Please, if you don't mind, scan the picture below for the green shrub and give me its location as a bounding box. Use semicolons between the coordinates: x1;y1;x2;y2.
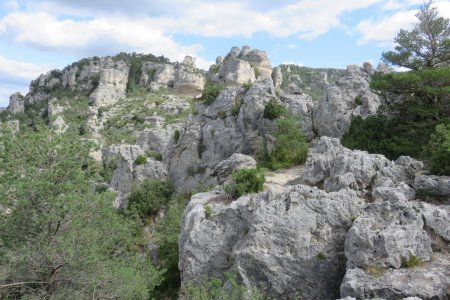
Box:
225;168;265;198
402;255;422;268
204;204;214;219
127;179;175;219
231;98;243;116
197;142;207;159
200;81;224;105
355;95;362;106
218;111;227;119
262;115;308;170
317;252;326;260
154;195;187;298
427;123;450;175
210;64;221;74
263;99;285;120
134;155;147;165
242;81;252;92
174;129;181;143
147;150;163;161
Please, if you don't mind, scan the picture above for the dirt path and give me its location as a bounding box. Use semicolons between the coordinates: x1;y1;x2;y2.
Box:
264;165;305;192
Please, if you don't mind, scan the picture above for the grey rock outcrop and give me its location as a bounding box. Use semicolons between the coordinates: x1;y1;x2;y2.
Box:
179;185;365;300
340;253;450;300
414;175;450;197
167;78;276;192
301;137;422;197
345;200;432;269
140;62;175;89
51;116;68;134
173;63;205;98
313;64;384;138
7;92;25;113
211;153;257;184
105;145;167;208
89;60;129;107
208;46;272;87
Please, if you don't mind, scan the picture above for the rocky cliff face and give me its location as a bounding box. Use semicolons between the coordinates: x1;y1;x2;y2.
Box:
3;46;447;300
179;137;450;299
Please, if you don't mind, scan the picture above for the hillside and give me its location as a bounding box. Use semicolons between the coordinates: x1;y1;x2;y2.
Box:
1;45;449;300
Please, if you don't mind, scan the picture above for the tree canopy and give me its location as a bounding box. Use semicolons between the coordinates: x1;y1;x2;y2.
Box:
0;127;163;299
382;0;450;70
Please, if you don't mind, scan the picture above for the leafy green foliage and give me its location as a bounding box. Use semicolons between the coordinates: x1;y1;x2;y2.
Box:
134;155;147;165
225;168;266;198
204;204;214;219
343;67;450;163
427;123;450;175
180;272;264;300
0;127;163;299
382;1;450;70
402;255;422;268
174;129;181;143
263;99;286;120
261;115;308;170
154;195;187;298
231;97;243;116
127;179;175;219
200;81;224;105
242;81;252;92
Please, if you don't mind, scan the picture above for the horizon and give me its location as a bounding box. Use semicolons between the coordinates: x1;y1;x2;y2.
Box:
1;0;450;107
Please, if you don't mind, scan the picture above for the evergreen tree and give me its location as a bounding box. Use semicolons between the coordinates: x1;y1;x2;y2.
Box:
382;1;450;70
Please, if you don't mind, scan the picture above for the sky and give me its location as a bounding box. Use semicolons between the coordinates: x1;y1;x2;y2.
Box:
0;0;450;107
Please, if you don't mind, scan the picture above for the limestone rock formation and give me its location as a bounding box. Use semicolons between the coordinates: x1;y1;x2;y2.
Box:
173;63;205;98
179;185;365;300
7;93;25;114
89;60;129;107
208;46;272;87
414;175;450;197
313;64;384;138
104;145;167;208
211;153;257;184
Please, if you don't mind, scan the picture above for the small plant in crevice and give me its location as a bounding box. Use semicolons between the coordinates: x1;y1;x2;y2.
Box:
317;252;326;260
225;168;266;199
242;81;252;92
231;97;243;116
263;99;286;120
174;129;181;143
197;141;207;159
204;204;214;219
200;80;224;105
401;255;422;268
354;95;363;106
134;155;147;165
218;111;227;119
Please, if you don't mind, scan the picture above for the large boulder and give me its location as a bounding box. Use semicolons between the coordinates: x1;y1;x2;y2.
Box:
313;64;384;138
340;253;450;300
211;153;257;184
179;185;365;299
414;175;450;197
173;63;205;98
345;200;432;269
104;145;167;208
208;46;272;87
7;92;25;114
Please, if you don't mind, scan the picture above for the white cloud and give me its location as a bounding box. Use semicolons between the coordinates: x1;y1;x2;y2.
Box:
356;1;450;46
0;55;50;80
356;10;417;46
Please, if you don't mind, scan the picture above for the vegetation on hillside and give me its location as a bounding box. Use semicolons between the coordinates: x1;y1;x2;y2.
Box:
0;127;163;299
342;1;450;175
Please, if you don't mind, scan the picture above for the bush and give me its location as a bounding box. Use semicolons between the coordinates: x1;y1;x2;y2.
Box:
427;123;450;175
242;81;252;92
200;81;224;105
204;204;214;219
263;99;285;120
262;115;308;170
134;155;147;165
154;195;187;298
231;98;243;116
402;255;422;268
127;179;175;219
174;129;180;143
225;168;265;198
